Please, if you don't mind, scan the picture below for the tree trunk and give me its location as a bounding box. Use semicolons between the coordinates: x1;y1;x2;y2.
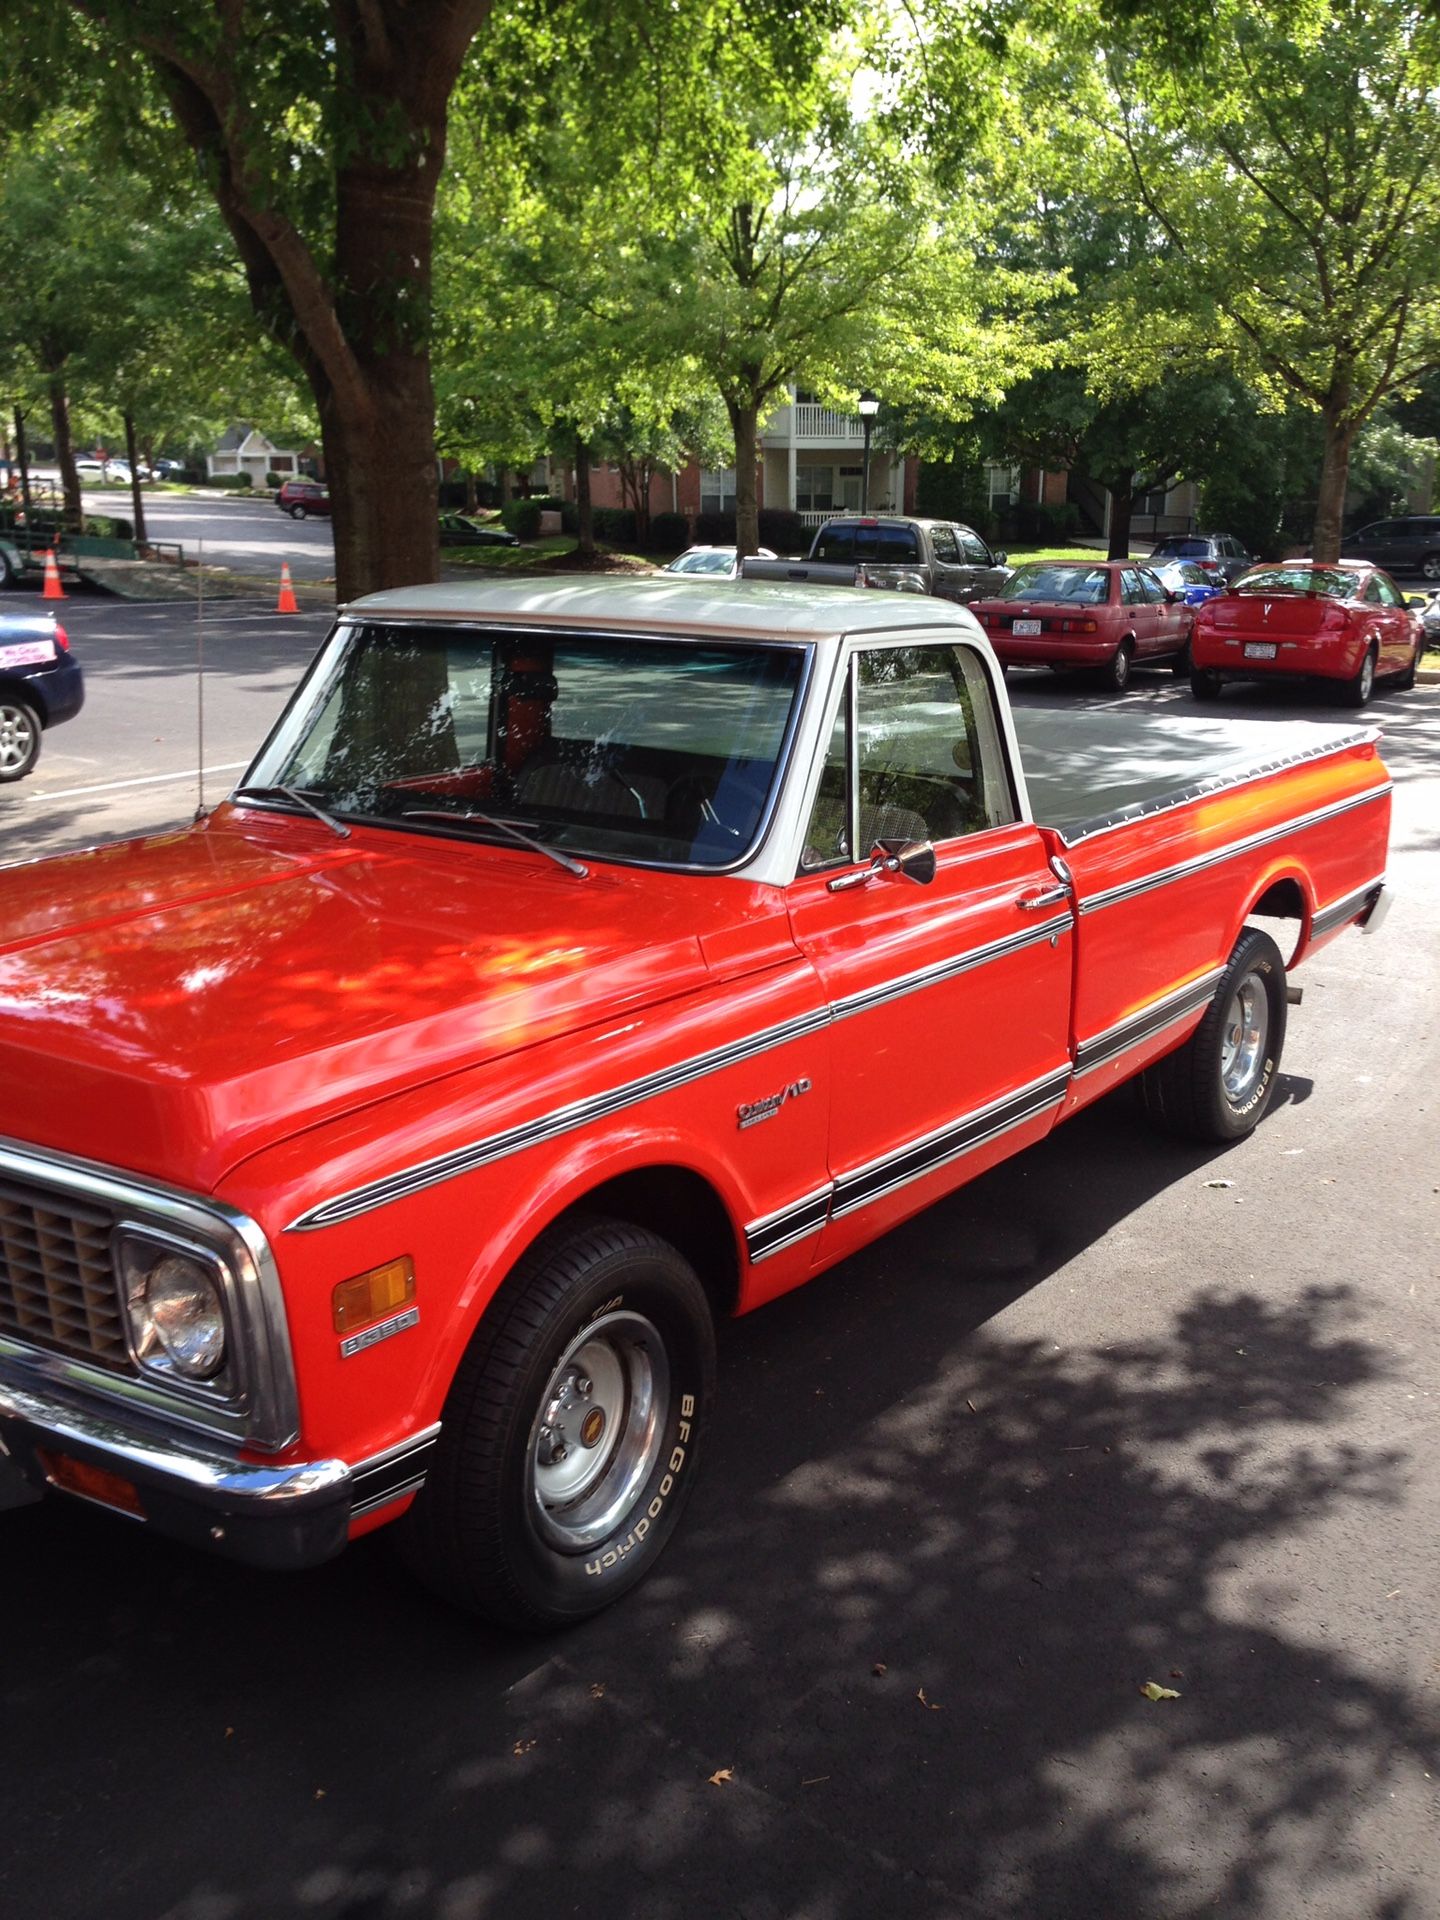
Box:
147;1;488;600
728;395;761;555
575;435;594;557
1311;410;1355;565
123;409;148;547
464;469;478;514
46;374;81;528
499;468;514;504
1106;471;1135;561
14;407;33;517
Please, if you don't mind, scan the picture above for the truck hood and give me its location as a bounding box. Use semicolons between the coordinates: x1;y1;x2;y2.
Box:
0;810;790;1190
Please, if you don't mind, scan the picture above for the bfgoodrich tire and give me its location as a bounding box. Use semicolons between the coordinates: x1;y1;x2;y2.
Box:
400;1215;715;1630
1141;928;1288;1143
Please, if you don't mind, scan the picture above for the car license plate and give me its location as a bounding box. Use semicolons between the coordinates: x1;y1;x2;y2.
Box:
1244;642;1277;660
1011;619;1041;636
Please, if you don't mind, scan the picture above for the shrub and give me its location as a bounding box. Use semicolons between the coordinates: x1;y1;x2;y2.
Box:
648;511;689;552
694;509;737;544
758;508;807;555
500;498;543;540
592;505;638;547
264;470;284;489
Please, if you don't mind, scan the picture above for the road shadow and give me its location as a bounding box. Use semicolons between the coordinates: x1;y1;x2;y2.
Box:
3;1094;1434;1920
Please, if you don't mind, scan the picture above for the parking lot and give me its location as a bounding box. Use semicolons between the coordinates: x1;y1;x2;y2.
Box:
3;595;1439;1920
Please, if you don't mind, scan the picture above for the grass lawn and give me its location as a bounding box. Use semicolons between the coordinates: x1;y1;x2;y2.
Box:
444;535;586;572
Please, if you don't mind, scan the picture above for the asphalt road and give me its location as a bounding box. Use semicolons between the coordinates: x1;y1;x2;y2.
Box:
81;482;339;581
3;607;1438;1920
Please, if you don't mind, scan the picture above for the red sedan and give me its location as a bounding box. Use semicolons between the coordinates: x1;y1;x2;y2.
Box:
1190;560;1425;706
969;561;1193;692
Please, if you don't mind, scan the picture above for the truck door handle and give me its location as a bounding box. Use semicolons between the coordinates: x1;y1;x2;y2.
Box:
1016;885;1070;911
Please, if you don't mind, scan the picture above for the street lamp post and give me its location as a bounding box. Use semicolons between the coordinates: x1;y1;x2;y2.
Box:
857;390;880;514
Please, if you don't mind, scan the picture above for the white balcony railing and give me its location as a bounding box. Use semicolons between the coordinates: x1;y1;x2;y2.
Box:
764;404;867;445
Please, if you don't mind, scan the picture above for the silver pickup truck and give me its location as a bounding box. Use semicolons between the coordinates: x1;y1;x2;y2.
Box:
740;515;1010;603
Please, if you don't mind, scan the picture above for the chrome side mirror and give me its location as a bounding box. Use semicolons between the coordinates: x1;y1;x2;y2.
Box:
826;836;937;893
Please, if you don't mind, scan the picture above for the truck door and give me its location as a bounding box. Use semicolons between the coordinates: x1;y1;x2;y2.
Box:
787;638;1074;1262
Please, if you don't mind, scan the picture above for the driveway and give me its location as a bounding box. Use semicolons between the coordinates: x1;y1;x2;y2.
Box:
3;620;1438;1920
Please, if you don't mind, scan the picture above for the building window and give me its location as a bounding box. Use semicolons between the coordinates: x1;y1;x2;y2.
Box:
796;464;835;513
701;467;737;514
985;464;1022;508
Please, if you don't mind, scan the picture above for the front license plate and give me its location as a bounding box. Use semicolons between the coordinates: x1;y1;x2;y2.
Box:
1244;642;1277;660
1011;619;1042;636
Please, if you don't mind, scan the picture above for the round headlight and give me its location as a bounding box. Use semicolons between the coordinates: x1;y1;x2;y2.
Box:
146;1255;227;1378
119;1237;229;1382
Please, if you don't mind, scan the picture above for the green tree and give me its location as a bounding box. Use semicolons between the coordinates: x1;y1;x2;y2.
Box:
1106;0;1440;561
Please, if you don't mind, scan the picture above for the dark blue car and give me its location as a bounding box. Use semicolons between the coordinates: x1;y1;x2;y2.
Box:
0;607;84;782
1146;558;1226;608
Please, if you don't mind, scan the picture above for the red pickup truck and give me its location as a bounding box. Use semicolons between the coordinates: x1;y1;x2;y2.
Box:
0;578;1391;1627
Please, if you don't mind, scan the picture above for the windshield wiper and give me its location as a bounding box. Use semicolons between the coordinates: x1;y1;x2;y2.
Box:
401;807;589;877
234;783;352;839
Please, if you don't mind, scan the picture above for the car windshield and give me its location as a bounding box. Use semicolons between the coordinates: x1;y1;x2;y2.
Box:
1234;567;1361;600
993;564;1110;604
242;624;807;870
668;550;735;575
812;523;922;563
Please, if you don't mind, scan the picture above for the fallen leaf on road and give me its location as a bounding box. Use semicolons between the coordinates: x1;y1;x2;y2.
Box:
512;1738;537;1756
1204;1179;1234;1189
709;1767;734;1785
1140;1682;1181;1702
590;1683;606;1699
872;1662;887;1677
917;1688;942;1710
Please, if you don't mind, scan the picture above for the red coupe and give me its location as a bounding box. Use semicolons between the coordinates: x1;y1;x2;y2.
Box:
969;561;1193;692
1189;560;1425;706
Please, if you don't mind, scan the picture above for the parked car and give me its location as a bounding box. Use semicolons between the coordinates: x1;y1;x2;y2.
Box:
438;512;519;549
1146;557;1225;607
1416;590;1440;646
0;576;1391;1626
1189;559;1425;705
0;607;84;782
152;458;188;480
741;516;1008;602
665;544;775;578
1148;533;1254;584
1340;514;1440;581
276;479;332;520
969;560;1193;691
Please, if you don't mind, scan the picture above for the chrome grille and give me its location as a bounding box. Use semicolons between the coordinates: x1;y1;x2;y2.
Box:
0;1176;128;1366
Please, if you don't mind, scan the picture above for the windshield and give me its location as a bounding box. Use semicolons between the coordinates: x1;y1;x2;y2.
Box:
1152;538;1210;558
993;564;1110;604
1234;567;1361;600
242;624;807;870
668;550;736;575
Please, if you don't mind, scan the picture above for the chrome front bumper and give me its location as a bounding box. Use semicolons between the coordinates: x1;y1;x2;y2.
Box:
0;1375;353;1569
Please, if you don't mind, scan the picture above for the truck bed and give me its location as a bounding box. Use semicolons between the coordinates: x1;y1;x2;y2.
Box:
1010;708;1377;844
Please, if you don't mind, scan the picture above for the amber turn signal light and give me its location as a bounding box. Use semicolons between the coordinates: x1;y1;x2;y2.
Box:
37;1450;145;1517
332;1256;416;1333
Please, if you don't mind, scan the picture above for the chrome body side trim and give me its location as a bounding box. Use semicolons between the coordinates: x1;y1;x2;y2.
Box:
289;1005;835;1231
1073;969;1225;1078
1077;787;1390;916
1055;731;1382;847
1312;872;1388;938
829;1066;1071;1221
349;1423;441;1516
744;1188;833;1264
830;914;1073;1023
0;1136;298;1450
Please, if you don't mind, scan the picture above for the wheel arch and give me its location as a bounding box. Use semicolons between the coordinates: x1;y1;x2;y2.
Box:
1237;865;1312;966
0;674;47;725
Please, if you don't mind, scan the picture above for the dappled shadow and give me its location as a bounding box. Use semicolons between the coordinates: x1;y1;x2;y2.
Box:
3;1096;1433;1920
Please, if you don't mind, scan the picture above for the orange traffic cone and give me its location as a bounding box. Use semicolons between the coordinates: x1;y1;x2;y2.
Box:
276;561;299;614
42;549;66;600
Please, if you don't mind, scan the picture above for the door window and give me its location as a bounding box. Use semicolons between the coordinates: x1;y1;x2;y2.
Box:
930;525;960;563
801;644;1016;870
957;530;992;566
1370;573;1404;607
1120;568;1148;605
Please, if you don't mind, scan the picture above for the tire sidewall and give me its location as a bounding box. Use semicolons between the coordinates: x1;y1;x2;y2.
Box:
495;1249;713;1624
1199;931;1287;1139
0;698;41;782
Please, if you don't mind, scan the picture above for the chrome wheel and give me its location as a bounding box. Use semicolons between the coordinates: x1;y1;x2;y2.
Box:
1220;971;1269;1106
528;1309;670;1552
0;700;39;780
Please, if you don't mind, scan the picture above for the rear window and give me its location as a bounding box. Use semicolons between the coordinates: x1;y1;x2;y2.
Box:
993;564;1110;604
1236;566;1362;600
1151;538;1211;558
813;522;922;563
